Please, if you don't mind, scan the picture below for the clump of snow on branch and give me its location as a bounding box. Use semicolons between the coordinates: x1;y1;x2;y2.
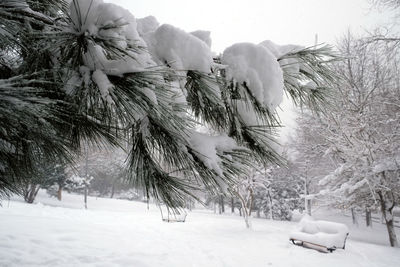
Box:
70;0;142;46
73;3;153;75
69;0;157;110
373;156;400;173
260;40;303;72
318;163;371;198
259;40;306;92
70;0;156;73
221;43;284;110
188;132;240;177
145;24;214;73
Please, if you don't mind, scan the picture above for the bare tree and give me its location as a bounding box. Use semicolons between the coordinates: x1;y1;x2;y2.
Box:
319;31;400;247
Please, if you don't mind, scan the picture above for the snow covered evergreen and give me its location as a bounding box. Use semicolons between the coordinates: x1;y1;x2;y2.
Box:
0;0;337;209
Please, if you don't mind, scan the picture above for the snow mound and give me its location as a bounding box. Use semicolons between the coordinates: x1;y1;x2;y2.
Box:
71;0;154;76
221;43;284;110
145;24;214;73
70;0;142;46
291;209;304;222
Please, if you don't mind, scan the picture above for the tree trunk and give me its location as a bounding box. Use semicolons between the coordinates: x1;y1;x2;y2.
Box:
84;145;89;209
27;185;36;203
220;195;225;213
231;197;234;213
57;185;63;201
365;207;372;228
23;184;30;202
304;175;312;216
306;199;312;216
351;208;358;226
256;209;260;218
268;188;273;220
244;213;252;229
84;184;88;209
378;191;398;247
384;216;398;247
24;184;39;203
236;188;254;228
110;181;115;198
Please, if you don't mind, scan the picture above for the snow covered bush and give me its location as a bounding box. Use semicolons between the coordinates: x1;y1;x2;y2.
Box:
261;195;296;221
20;158;67;203
254;164;304;221
0;0;337;209
114;189;141;201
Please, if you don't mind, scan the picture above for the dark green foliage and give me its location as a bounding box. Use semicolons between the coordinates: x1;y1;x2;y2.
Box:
279;45;339;112
128;118;197;208
217;70;284;167
185;70;228;131
0;74;72;197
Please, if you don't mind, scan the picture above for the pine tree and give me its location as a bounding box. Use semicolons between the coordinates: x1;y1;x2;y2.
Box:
0;0;337;209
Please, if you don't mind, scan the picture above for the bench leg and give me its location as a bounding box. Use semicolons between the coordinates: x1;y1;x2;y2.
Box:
290;239;304;246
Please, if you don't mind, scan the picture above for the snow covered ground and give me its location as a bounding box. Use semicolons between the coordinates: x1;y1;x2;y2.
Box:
0;191;399;267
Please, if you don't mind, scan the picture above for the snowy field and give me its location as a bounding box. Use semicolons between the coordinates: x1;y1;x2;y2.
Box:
0;191;399;267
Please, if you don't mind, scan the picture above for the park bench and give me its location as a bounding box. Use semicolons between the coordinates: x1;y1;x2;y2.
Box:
289;216;349;253
161;211;187;222
158;205;187;222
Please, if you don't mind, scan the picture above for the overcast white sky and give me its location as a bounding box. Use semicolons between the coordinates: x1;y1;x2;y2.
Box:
107;0;394;53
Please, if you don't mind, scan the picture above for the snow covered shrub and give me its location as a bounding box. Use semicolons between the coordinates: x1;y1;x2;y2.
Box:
46;185;59;198
252;164;304;221
115;189;141;201
65;174;93;192
261;197;300;221
291;209;304;222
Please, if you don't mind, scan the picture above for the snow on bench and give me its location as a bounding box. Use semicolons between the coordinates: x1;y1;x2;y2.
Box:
289;215;349;253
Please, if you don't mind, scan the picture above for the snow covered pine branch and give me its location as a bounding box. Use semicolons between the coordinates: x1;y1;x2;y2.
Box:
0;0;337;208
